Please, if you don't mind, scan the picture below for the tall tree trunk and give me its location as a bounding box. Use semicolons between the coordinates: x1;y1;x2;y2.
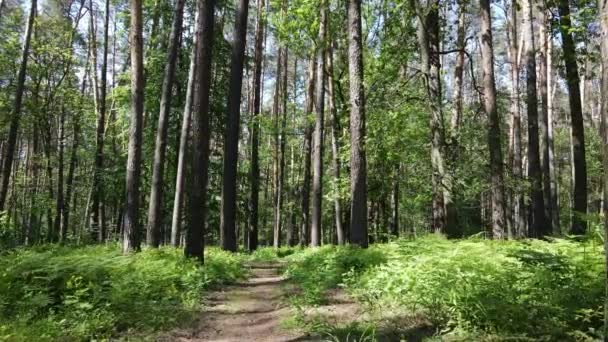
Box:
558;0;588;235
450;0;466;133
507;0;523;238
171;16;199;247
311;0;327;247
523;0;547;238
272;47;284;248
538;8;553;234
300;58;316;246
220;0;249;252
90;0;109;241
348;0;368;247
599;0;608;332
147;0;186;247
186;0;216;260
0;0;37;211
327;41;344;244
415;0;447;234
248;0;265;251
480;0;506;239
122;0;145;254
546;31;560;232
274;45;289;248
55;108;66;242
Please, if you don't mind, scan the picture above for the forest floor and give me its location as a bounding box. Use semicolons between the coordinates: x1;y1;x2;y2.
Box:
163;262;365;342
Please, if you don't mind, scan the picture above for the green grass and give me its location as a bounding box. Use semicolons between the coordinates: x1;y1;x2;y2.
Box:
0;244;245;341
283;235;606;340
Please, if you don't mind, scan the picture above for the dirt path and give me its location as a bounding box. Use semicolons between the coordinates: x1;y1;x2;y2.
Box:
166;263;307;342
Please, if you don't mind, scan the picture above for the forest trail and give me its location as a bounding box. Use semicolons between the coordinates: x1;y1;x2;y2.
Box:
166;263;307;342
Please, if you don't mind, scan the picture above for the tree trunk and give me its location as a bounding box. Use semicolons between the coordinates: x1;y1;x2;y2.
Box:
311;0;327;247
55;108;66;242
248;0;265;251
599;0;608;332
450;0;465;134
390;165;399;236
300;58;316;246
480;0;506;239
171;14;199;247
90;0;109;242
0;0;36;211
546;31;560;233
507;0;524;238
558;0;588;235
147;0;186;247
186;0;216;260
122;0;145;254
523;0;547;238
538;8;553;234
275;45;289;248
272;46;284;248
221;0;249;252
327;41;344;244
348;0;368;247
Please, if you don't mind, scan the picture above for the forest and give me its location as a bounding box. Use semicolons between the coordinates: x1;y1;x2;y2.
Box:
0;0;608;339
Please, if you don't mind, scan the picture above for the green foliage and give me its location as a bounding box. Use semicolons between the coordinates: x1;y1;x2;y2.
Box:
284;245;387;305
248;246;302;262
347;236;605;339
0;245;244;340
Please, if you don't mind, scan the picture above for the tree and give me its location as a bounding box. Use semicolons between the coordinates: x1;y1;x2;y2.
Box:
599;0;608;334
538;5;553;234
311;0;327;247
479;0;506;239
122;0;144;254
414;0;447;234
146;0;186;247
170;17;199;247
248;0;265;251
327;41;344;244
523;0;547;238
300;57;316;246
0;0;37;211
186;0;216;260
557;0;588;235
221;0;250;252
348;0;367;247
507;0;524;237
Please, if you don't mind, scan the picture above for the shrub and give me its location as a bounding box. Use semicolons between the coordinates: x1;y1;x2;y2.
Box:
0;245;244;341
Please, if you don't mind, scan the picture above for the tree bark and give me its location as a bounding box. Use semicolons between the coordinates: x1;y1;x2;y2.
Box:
55;108;66;242
311;0;327;247
523;0;547;238
327;41;344;244
0;0;37;211
186;0;216;260
546;31;560;233
480;0;506;239
248;0;265;251
558;0;588;235
301;57;316;246
122;0;145;254
538;7;553;234
147;0;186;247
221;0;249;252
348;0;368;247
272;46;284;248
599;0;608;332
171;14;199;247
507;0;524;238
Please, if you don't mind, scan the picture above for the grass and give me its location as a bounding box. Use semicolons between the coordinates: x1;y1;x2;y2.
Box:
0;244;245;341
282;235;606;340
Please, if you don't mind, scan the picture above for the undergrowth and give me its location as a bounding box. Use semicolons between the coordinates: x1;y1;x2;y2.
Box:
0;244;244;341
284;235;606;340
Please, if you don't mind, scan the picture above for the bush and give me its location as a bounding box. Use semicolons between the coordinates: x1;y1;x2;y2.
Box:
284;245;387;305
348;235;605;339
0;244;244;341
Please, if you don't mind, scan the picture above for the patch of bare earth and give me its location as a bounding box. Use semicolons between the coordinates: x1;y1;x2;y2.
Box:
162;263;307;342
